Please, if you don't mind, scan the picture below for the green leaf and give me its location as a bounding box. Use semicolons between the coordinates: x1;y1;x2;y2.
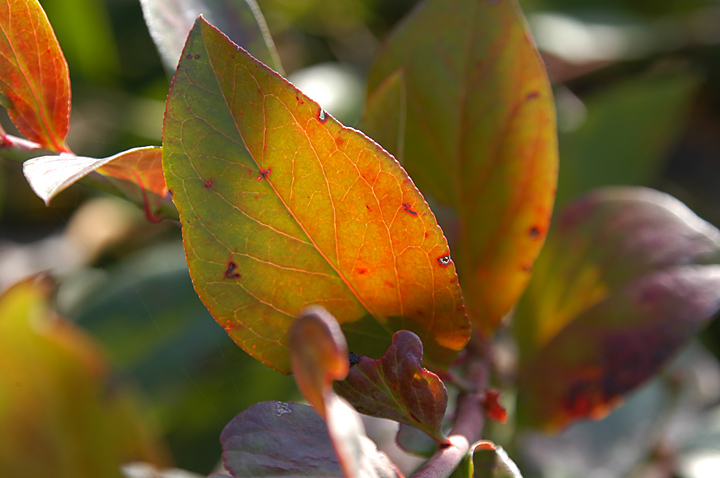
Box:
140;0;283;75
514;187;720;430
23;147;174;222
220;401;399;478
334;330;449;444
361;69;406;163
162;17;469;373
0;277;169;478
556;72;700;207
0;0;71;152
473;445;522;478
365;0;558;336
396;424;438;458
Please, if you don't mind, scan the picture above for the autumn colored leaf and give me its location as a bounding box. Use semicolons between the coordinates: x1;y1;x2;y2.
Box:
220;401;400;478
140;0;283;75
0;0;71;152
334;330;449;444
23;146;172;222
0;277;169;478
365;0;557;337
514;187;720;430
162;16;469;373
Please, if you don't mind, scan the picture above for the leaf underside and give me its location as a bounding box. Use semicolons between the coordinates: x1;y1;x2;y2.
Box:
163;17;469;373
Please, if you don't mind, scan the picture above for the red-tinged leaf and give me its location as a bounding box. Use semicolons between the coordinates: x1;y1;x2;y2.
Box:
162;17;469;373
515;187;720;361
140;0;283;75
483;389;508;424
514;187;720;430
362;69;406;163
220;401;401;478
0;0;71;152
365;0;557;337
518;267;720;431
0;277;169;478
289;306;349;418
23;147;172;222
334;331;449;444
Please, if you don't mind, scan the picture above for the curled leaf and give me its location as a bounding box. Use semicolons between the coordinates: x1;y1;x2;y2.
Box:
334;330;449;444
23;147;172;222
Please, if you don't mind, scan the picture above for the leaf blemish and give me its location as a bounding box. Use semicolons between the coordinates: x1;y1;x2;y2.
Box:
402;203;418;215
204;179;214;189
318;108;328;122
529;226;541;239
257;168;272;180
357;268;368;275
225;261;241;279
194;54;201;59
275;402;292;416
526;90;540;100
437;254;452;267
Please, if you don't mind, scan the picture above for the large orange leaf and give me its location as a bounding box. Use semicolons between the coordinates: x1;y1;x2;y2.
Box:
0;0;70;152
162;17;469;373
364;0;557;337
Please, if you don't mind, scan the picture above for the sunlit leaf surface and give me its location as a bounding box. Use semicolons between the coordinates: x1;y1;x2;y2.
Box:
365;0;557;336
515;187;720;430
0;277;168;478
163;17;469;373
23;147;171;222
335;330;449;444
220;401;399;478
140;0;283;74
0;0;71;152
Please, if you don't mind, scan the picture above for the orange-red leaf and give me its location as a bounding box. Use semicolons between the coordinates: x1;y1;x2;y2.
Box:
365;0;557;337
0;0;71;152
162;17;469;373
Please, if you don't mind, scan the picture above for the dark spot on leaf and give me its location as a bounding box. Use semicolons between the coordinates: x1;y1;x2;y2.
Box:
204;179;214;189
225;261;241;279
449;278;456;284
437;254;452;267
348;352;361;367
186;54;192;59
194;54;201;59
357;268;367;275
257;168;272;180
385;281;395;288
318;108;328;122
526;90;540;100
366;205;371;211
529;226;541;239
335;136;344;147
231;54;235;58
402;203;418;216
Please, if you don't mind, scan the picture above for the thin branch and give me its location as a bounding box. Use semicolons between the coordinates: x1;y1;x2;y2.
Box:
411;350;491;478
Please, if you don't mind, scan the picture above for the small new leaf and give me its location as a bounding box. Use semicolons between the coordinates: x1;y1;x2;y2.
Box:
334;330;449;444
